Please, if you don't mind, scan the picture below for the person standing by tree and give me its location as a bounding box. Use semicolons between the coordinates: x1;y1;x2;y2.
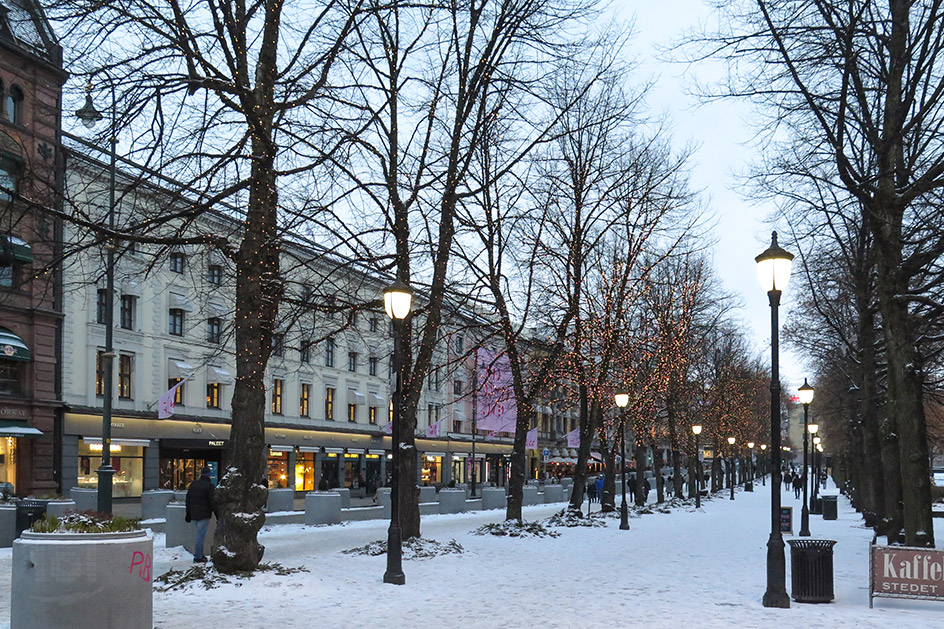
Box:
186;466;216;564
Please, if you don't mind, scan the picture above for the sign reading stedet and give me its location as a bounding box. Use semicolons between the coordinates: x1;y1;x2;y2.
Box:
870;544;944;607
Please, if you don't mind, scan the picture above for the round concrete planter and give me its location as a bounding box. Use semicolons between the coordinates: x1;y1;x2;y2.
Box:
69;487;97;512
12;529;153;629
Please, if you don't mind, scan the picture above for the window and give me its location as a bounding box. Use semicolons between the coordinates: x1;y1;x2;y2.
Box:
300;341;311;363
370;317;379;333
271;333;284;357
95;350;106;396
120;295;135;330
206;317;222;343
207;264;222;285
369;406;377;425
453;419;462;433
0;257;12;287
368;357;378;377
453;380;463;395
96;289;108;324
169;252;186;273
325;386;335;420
168;378;185;405
348;403;357;423
5;85;22;124
455;335;464;354
271;378;284;414
169;308;185;336
300;383;310;417
541;411;548;433
388;356;393;378
0;160;15;202
325;338;335;367
206;382;221;409
348;352;357;372
429;367;440;391
0;362;21;396
118;354;133;399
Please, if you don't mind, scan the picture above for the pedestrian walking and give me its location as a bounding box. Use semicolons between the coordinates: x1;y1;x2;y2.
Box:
792;474;802;499
587;481;597;503
783;470;792;492
185;465;216;564
595;474;605;503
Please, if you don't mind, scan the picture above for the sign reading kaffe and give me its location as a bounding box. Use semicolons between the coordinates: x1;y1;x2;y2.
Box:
870;545;944;607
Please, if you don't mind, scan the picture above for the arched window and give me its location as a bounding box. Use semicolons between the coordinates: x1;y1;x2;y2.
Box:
6;85;22;124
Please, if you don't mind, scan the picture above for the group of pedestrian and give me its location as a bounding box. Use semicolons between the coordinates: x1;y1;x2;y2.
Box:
586;474;605;502
782;466;806;499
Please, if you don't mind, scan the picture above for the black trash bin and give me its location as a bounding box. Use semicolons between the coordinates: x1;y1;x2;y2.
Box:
822;495;838;520
788;539;837;603
15;499;47;538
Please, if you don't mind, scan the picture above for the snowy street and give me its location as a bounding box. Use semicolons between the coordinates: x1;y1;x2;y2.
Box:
2;481;942;628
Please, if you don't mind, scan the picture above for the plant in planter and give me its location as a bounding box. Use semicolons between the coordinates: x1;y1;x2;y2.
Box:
11;511;153;628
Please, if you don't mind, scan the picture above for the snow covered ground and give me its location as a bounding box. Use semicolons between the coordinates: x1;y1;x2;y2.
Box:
1;481;942;628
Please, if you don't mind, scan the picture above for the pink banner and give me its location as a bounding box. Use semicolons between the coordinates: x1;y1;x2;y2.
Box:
525;427;538;449
475;349;517;433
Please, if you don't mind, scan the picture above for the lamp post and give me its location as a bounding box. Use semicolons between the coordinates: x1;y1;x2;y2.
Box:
692;425;702;509
75;79;117;516
614;390;630;531
382;278;413;585
798;379;814;536
756;231;793;608
811;432;821;507
746;442;755;491
727;436;736;500
760;444;767;485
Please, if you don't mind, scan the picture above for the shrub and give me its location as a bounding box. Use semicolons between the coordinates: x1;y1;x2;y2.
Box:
30;511;140;534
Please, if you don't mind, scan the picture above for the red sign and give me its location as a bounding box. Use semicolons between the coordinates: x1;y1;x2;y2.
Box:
870;545;944;607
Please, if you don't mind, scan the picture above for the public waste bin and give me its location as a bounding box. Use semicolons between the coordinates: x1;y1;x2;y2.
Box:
788;539;836;603
822;495;838;520
15;500;47;538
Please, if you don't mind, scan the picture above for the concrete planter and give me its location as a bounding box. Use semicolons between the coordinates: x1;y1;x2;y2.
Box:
173;490;188;503
376;488;392;518
521;486;539;506
69;487;97;512
305;492;341;525
46;500;77;519
561;477;573;489
12;529;153;629
481;487;506;510
335;488;351;509
0;503;15;547
164;503;216;555
266;488;295;513
438;488;466;514
543;485;565;504
418;486;437;503
140;490;174;520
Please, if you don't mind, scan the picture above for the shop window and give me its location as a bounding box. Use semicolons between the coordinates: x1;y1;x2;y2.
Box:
206;382;221;409
300;340;311;363
168;378;184;405
78;439;145;497
206;317;222;343
96;289;108;324
169;308;185;336
348;403;357;423
295;451;315;491
271;333;284;357
118;354;134;399
325;338;335;367
325;386;335;420
368;406;377;425
271;378;283;414
0;361;21;396
120;295;135;330
267;450;289;488
347;351;357;372
207;264;222;285
369;356;377;376
5;85;22;125
95;350;106;396
299;383;310;417
169;251;186;273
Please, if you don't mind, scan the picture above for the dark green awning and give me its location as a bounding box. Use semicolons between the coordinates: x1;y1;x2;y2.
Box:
0;421;42;438
0;234;32;263
0;328;30;361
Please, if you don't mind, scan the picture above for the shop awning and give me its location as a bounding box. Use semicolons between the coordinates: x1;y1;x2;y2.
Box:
0;328;30;362
168;360;194;379
0;234;32;263
207;366;233;385
120;279;142;297
83;437;151;447
298;446;320;453
346;448;365;455
369;392;384;407
347;389;365;405
172;294;194;311
424;451;446;458
268;445;293;453
0;421;42;437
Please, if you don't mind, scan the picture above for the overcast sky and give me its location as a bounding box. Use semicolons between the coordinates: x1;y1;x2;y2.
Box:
617;0;810;392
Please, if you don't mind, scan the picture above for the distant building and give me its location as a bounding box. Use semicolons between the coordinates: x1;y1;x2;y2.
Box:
0;0;66;496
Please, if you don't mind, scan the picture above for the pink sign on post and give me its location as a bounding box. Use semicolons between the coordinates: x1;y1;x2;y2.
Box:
870;544;944;607
475;349;516;434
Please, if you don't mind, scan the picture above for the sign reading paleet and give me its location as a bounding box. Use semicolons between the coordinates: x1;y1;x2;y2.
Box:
870;545;944;607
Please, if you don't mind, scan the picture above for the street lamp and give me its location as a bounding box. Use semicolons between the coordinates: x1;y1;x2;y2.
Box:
746;442;755;491
614;390;630;531
382;278;413;585
692;425;702;508
798;379;814;536
756;230;794;608
727;436;736;500
76;79;117;516
760;444;767;486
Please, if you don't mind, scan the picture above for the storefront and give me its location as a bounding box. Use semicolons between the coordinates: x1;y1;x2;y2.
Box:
343;451;363;489
320;448;342;488
421;452;444;485
295;448;317;491
76;438;149;497
267;447;291;489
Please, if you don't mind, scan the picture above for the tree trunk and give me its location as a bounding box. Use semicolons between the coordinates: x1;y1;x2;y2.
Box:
567;384;592;514
601;443;616;512
634;443;647;506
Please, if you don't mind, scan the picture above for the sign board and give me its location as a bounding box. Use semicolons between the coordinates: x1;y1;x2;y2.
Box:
780;506;793;534
542;448;550;459
870;544;944;607
616;455;622;464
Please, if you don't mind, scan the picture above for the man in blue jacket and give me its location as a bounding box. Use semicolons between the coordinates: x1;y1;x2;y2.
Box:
185;466;215;563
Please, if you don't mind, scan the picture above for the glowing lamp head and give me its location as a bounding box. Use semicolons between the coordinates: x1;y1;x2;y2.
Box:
808;423;819;435
614;390;629;408
692;425;702;436
755;231;794;293
748;442;754;449
797;378;814;405
813;436;821;446
383;279;413;320
760;444;767;451
727;436;736;445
